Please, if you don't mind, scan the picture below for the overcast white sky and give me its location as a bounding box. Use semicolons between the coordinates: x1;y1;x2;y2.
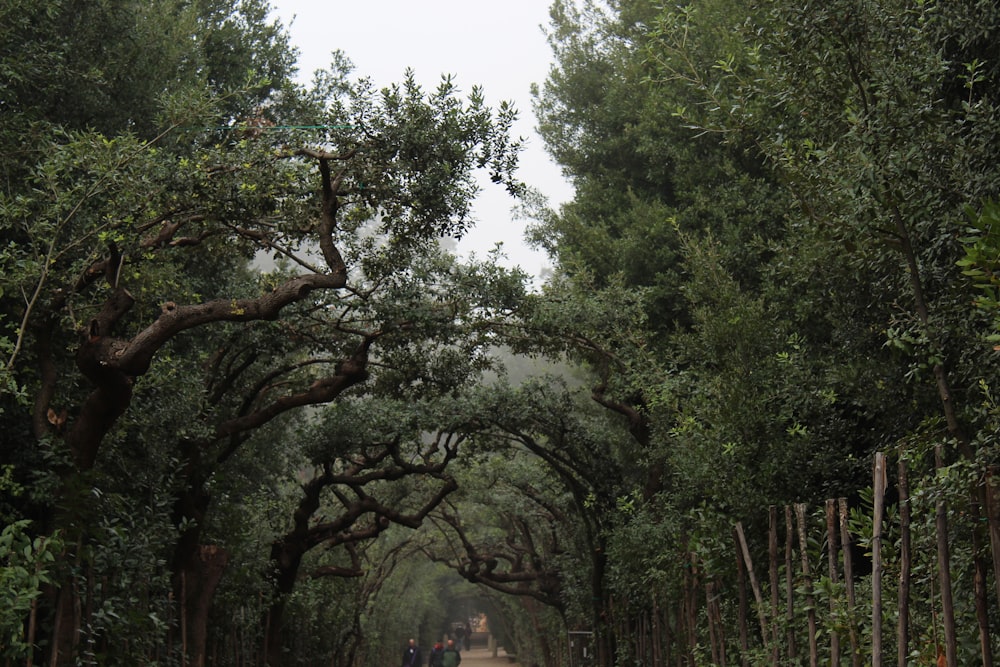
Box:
268;0;574;279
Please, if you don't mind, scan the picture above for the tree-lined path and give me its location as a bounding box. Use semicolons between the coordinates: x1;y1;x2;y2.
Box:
7;0;1000;665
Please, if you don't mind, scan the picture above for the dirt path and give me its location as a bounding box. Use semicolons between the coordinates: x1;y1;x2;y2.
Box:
457;646;518;667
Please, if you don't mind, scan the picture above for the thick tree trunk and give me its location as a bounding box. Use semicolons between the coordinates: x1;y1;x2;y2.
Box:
179;545;229;667
48;582;79;666
264;540;305;667
591;546;612;667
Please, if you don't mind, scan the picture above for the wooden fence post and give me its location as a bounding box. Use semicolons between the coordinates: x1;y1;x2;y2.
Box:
988;466;1000;605
795;503;818;667
736;534;749;666
838;498;860;667
872;452;886;667
705;580;726;667
686;552;698;665
825;499;840;667
734;522;768;644
769;506;780;666
934;445;957;667
785;506;797;661
897;458;911;667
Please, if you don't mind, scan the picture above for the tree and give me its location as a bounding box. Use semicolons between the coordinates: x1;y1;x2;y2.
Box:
532;0;788;330
526;0;1000;662
1;15;526;660
260;397;475;666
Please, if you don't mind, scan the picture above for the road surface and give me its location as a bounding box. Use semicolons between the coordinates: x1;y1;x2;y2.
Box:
459;646;518;667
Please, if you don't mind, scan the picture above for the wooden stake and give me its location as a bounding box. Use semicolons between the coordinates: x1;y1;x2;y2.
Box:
987;466;1000;605
686;553;698;665
736;533;749;666
825;499;840;667
785;506;797;661
181;570;188;667
872;452;886;667
795;503;818;667
706;582;721;666
769;506;780;665
897;458;911;667
838;498;860;667
934;445;957;667
734;522;768;643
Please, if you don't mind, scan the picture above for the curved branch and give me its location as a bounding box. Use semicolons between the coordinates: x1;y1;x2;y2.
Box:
119;272;347;376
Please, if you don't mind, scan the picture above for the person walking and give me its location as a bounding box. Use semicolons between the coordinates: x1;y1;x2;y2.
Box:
429;642;445;667
401;639;423;667
441;640;462;667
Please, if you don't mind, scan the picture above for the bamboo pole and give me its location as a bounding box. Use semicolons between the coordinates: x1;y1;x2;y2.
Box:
872;452;886;667
795;503;818;667
825;499;840;667
934;445;957;667
897;458;911;667
838;498;859;667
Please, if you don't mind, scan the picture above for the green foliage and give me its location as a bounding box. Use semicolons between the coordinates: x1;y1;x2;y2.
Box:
524;0;1000;663
0;520;61;660
959;200;1000;341
0;0;291;142
1;0;531;663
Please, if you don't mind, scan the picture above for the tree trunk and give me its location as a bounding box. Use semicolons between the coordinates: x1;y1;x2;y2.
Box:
180;545;229;667
591;546;613;667
48;583;78;667
264;539;306;667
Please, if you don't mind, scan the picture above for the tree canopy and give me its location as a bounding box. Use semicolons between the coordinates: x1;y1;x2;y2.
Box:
5;1;1000;665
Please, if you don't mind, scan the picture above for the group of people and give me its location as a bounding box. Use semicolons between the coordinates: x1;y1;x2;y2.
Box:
401;636;464;667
